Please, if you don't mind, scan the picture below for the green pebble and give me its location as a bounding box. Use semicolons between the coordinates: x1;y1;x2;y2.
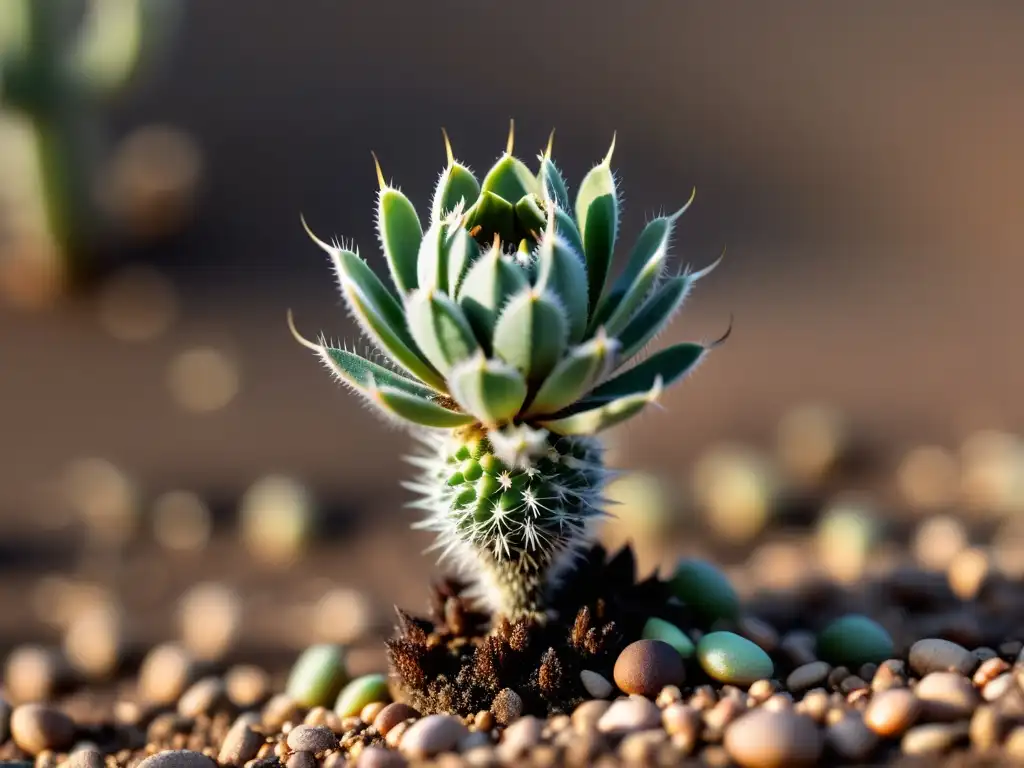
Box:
285;644;349;707
697;631;774;685
669;559;740;623
642;617;695;658
334;673;390;717
817;614;894;668
461;459;483;482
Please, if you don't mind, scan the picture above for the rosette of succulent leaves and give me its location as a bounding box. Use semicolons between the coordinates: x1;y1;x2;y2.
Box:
291;123;726;622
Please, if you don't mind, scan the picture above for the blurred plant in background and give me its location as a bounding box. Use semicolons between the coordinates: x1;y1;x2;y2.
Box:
0;0;201;309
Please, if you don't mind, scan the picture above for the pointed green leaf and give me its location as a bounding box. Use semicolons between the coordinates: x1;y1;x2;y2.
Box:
457;244;529;345
492;289;568;384
481;154;539;204
588;342;706;401
448;354;528;427
373;386;475;428
377;187;423;294
534;221;589;343
416;220;448;293
576;139;619;315
539;377;663;435
431;165;481;222
463;191;517;245
523;332;620;417
538;155;570;212
445;226;479;299
553;207;586;263
320;346;437;400
514;194;546;239
406;289;480;374
617;275;691;361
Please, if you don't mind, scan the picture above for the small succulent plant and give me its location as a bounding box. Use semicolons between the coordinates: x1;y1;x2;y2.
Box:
292;122;725;620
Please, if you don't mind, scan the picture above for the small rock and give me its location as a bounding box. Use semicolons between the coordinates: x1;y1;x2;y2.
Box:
1006;726;1024;759
373;703;420;736
662;703;699;738
826;714;878;761
908;639;976;677
668;559;740;622
571;700;610;733
641;618;696;658
983;672;1015;701
356;745;407;767
399;714;468;758
864;688;920;737
597;697;661;734
786;662;832;695
900;722;969;755
285;645;348;709
178;677;227;718
579;670;613;699
697;632;774;686
816;615;894;669
225;665;271;708
4;646;67;704
66;749;105;768
10;704;75;755
724;709;822;768
219;717;265;766
262;694;303;731
138;643;195;706
489;689;523;726
334;674;389;718
286;724;337;756
614;639;685;697
285;752;316;768
497;716;542;759
360;702;386;724
914;671;979;720
969;705;1002;750
136;750;216;768
618;729;667;763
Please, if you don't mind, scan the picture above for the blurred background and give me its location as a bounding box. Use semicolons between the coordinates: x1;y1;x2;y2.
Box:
0;0;1022;694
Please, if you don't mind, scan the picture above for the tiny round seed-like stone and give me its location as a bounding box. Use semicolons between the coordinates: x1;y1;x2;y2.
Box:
225;665;271;708
914;671;979;720
908;638;976;677
138;643;195;706
697;632;774;686
177;677;227;718
285;645;348;709
786;662;832;695
286;724;338;755
597;697;662;734
399;714;468;758
816;615;894;669
826;714;878;762
900;722;969;755
136;750;216;768
614;640;685;697
489;688;523;726
668;559;740;622
641;618;695;658
723;709;823;768
982;672;1015;701
579;670;613;699
286;752;316;768
360;701;386;724
262;694;302;731
355;745;407;768
373;703;420;736
497;716;542;760
662;703;699;738
66;748;105;768
864;692;921;741
571;700;610;733
218;717;264;767
973;656;1009;687
10;704;75;755
334;673;388;718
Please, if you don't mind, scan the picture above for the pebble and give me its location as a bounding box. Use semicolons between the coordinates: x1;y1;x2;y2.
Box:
10;704;76;755
662;703;699;738
579;670;613;699
723;709;823;768
138;643;195;705
908;638;976;676
137;750;217;768
969;705;1001;750
497;715;542;759
225;665;271;708
361;701;386;723
356;746;407;768
697;632;774;685
597;697;662;734
863;688;920;737
4;646;66;704
219;717;265;766
285;644;348;708
399;714;468;758
786;662;832;694
177;677;227;718
816;615;894;668
286;752;316;768
641;617;696;658
334;674;389;717
613;640;685;697
900;722;970;755
572;700;610;732
0;696;10;742
914;671;979;720
618;729;668;763
669;559;740;622
262;694;303;731
982;672;1015;701
373;703;420;736
286;724;338;755
66;749;105;768
825;714;878;761
489;688;523;725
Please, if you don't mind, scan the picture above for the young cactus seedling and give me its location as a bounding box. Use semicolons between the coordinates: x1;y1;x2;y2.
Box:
292;122;726;622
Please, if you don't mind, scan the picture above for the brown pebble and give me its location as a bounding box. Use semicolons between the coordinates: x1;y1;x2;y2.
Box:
900;722;969;755
372;703;419;737
908;638;976;677
748;679;776;703
137;750;217;768
66;748;105;768
35;750;58;768
285;752;316;768
489;688;523;726
572;699;611;734
914;671;978;720
473;710;494;732
360;701;386;724
219;717;265;766
738;616;779;652
1006;726;1024;759
969;705;1002;750
787;662;832;695
724;709;823;768
662;703;699;737
579;670;613;699
385;720;410;748
178;677;227;718
496;715;542;760
399;714;468;758
225;665;271;708
796;690;830;723
764;693;794;712
973;656;1009;687
779;631;817;667
262;694;302;731
983;672;1015;701
138;644;195;706
10;704;75;755
655;685;683;708
286;724;338;756
705;697;745;739
356;745;407;768
613;640;685;697
597;697;661;734
618;729;667;763
826;714;878;761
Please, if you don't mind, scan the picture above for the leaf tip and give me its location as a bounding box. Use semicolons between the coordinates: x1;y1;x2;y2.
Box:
506;118;515;156
544;128;555;160
671;187;697;219
371;150;387;190
441;127;454;166
604;131;617;165
286;309;322;353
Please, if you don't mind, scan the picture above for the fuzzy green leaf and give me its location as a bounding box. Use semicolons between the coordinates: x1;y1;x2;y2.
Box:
539;377;663;435
617;275;691;360
588;342;705;401
492;289;568;385
373;386;475;428
538;155;570;212
553;207;586;263
416;220;449;293
514;195;547;238
575;139;619;315
481;154;539;204
534;219;589;343
445;226;479;299
463;191;517;245
406;289;480;374
376;186;422;295
523;332;620;417
448;355;528;427
431;165;480;222
457;244;529;345
321;346;436;400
